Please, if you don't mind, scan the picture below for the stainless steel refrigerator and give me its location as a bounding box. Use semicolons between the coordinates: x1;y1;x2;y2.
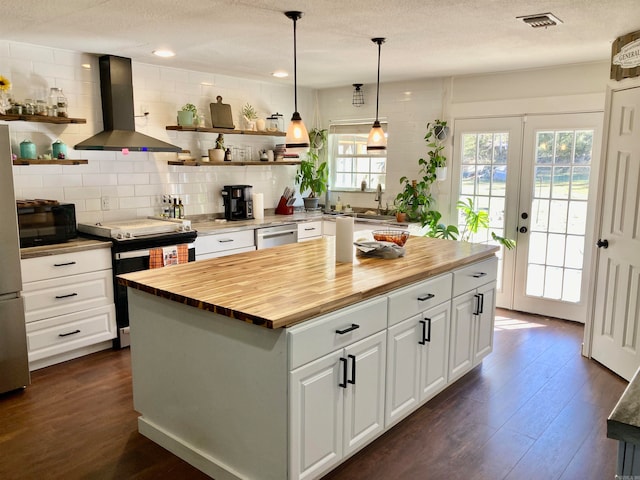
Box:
0;124;30;393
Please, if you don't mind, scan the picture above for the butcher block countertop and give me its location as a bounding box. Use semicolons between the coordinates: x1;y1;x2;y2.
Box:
119;236;498;329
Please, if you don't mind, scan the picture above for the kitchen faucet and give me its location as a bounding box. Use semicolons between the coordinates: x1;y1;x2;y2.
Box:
375;183;383;214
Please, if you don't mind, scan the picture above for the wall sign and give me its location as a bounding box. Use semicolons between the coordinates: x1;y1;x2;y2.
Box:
611;30;640;80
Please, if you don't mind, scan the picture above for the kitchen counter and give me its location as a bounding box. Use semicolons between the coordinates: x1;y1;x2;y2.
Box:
20;236;112;259
119;236;498;328
608;366;640;475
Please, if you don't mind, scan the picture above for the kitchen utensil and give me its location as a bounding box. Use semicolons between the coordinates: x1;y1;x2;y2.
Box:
209;96;235;129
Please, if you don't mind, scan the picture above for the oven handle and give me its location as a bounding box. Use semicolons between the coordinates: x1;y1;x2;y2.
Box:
115;243;194;260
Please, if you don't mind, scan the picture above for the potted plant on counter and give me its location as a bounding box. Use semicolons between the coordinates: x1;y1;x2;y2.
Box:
296;150;328;210
178;103;198;127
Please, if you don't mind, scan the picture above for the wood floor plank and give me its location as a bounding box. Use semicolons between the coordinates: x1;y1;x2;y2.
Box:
0;309;628;480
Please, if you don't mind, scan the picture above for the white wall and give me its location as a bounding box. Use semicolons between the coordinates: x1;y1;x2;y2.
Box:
2;40;314;224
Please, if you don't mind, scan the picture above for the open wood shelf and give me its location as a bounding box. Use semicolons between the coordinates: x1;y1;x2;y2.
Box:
168;160;300;167
166;125;286;136
0;113;87;124
13;158;88;165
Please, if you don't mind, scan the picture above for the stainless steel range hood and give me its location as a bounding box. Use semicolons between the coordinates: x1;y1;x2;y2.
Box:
75;55;181;152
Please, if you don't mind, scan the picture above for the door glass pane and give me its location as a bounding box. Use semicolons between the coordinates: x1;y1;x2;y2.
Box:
524;128;595;303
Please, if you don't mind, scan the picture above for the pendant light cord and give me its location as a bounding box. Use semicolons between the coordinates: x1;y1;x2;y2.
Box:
375;40;381;122
293;15;298;112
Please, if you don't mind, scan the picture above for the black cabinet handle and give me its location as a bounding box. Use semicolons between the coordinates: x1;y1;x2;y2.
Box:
596;239;609;249
479;293;484;314
58;329;81;337
473;294;481;315
348;354;356;385
424;317;432;342
55;292;78;300
417;293;435;302
339;357;348;388
419;320;426;345
218;239;234;243
472;272;487;278
53;261;76;267
336;324;360;335
304;227;316;231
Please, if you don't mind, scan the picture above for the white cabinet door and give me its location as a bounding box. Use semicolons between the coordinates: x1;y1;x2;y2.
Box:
473;282;496;366
343;330;386;457
385;315;421;426
290;350;344;480
419;301;450;402
449;291;476;383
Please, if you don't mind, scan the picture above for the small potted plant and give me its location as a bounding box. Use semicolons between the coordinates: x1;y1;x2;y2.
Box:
178;103;198;126
295;151;328;210
425;119;449;181
242;103;258;131
208;134;225;162
393;199;408;223
309;128;328;150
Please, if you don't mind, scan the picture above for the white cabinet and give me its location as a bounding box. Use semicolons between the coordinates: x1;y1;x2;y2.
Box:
21;248;116;370
288;297;387;480
449;257;498;383
386;274;451;427
297;220;323;242
194;229;255;260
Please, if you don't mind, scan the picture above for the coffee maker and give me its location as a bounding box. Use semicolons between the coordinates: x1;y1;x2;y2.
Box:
222;185;254;221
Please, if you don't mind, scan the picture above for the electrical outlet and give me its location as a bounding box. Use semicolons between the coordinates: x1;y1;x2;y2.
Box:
101;196;110;211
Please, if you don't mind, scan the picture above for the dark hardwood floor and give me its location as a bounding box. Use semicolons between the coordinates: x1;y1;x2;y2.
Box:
0;309;627;480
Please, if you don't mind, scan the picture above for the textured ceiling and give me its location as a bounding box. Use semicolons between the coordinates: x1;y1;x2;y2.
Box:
1;0;639;88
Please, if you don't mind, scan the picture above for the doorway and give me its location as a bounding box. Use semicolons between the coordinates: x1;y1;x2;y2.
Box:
453;113;603;322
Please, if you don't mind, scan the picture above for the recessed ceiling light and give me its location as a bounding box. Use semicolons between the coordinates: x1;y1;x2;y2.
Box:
517;12;563;28
81;63;91;69
153;49;175;58
272;71;289;78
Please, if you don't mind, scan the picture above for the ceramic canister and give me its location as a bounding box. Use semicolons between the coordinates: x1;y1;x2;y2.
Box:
52;140;67;159
20;139;36;159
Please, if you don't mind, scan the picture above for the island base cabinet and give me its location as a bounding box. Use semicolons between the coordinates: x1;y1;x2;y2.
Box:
289;330;387;480
449;282;496;383
385;302;450;427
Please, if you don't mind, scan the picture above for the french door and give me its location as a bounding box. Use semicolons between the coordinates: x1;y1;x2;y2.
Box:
453;113;602;322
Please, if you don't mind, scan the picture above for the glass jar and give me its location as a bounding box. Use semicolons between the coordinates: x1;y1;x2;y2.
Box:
49;87;67;117
24;99;35;115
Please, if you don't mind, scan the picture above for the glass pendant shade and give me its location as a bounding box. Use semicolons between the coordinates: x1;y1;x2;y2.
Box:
367;120;386;152
285;111;310;155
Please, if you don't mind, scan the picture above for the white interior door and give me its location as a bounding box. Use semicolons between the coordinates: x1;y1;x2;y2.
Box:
513;113;603;322
591;86;640;381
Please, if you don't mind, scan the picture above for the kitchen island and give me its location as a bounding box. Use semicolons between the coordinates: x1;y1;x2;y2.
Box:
120;236;498;480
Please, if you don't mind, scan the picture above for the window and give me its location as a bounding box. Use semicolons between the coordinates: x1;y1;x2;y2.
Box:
328;123;387;191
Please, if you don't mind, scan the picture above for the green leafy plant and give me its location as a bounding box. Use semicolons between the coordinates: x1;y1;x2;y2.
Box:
457;197;515;249
242;103;258;120
181;103;198;114
296;150;328;198
309;128;328;150
214;133;224;150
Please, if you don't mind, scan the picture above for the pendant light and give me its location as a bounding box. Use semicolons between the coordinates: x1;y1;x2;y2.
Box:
367;37;387;153
284;11;310;155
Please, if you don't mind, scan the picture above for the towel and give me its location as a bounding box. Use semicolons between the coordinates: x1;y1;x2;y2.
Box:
149;244;189;269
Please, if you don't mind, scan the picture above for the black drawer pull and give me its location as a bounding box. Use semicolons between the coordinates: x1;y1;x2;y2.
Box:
348;354;356;385
472;272;487;278
478;293;485;314
218;239;234;243
53;261;76;267
418;293;435;302
55;293;78;300
419;320;427;345
304;227;316;231
424;317;432;342
336;324;360;335
339;357;348;388
58;329;81;337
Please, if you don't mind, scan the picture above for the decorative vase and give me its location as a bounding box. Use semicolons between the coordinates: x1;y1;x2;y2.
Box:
177;110;194;126
256;118;266;131
435;166;448;182
208;148;225;162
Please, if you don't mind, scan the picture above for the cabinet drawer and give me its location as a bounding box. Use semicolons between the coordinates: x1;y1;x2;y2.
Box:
452;256;498;297
22;270;114;323
26;304;116;361
21;248;112;283
196;246;256;260
297;221;323;241
195;229;255;255
288;296;387;369
388;273;452;326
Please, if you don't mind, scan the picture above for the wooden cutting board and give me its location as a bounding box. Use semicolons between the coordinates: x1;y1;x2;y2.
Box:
209;96;235;129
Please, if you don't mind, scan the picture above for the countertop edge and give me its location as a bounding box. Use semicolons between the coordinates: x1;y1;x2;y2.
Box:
607;367;640;444
20;237;112;259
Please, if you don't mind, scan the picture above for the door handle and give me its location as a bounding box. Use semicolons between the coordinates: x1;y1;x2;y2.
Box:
519;226;528;234
424;317;432;342
336;323;360;335
596;239;609;249
339;357;348;388
348;354;356;385
419;320;426;345
417;293;435;301
473;294;481;315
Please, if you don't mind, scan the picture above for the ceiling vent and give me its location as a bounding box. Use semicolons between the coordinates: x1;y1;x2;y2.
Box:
517;12;563;28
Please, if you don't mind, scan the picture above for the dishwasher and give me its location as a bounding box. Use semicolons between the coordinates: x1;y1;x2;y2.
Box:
255;223;298;249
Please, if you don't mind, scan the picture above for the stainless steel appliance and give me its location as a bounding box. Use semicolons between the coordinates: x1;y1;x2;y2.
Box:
0;125;30;393
255;224;298;249
78;218;197;348
16;200;77;247
222;185;253;221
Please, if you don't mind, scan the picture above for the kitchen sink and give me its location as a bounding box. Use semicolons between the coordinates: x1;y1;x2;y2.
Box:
355;213;396;221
